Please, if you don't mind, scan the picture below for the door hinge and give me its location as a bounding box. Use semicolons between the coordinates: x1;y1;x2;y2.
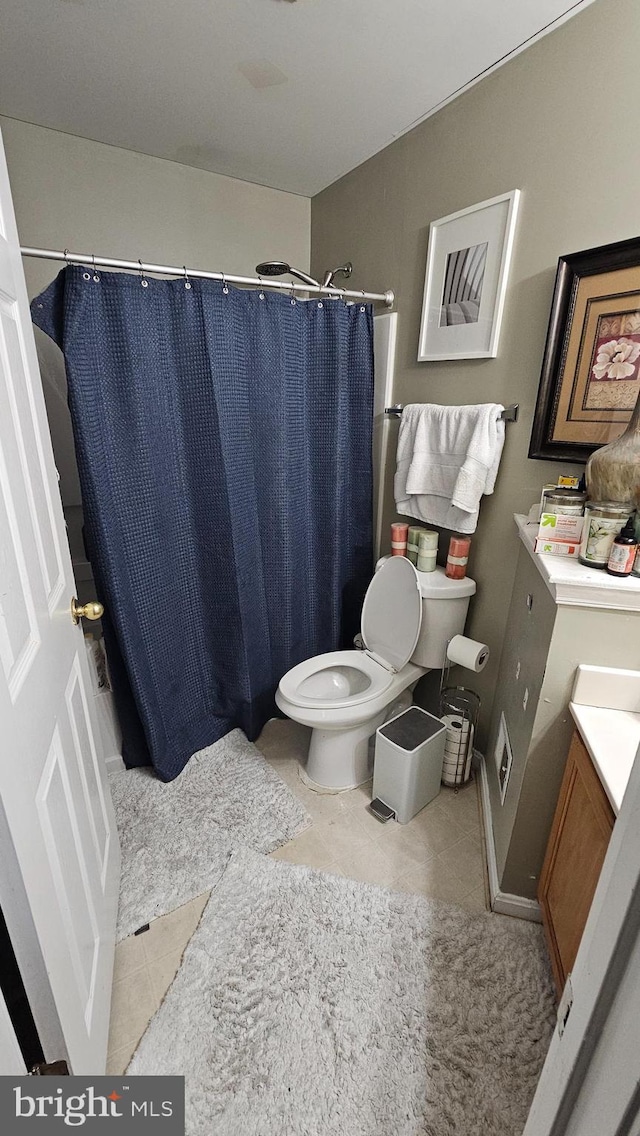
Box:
30;1060;69;1076
557;974;574;1037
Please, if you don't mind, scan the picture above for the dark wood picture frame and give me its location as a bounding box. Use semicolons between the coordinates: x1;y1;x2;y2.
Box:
529;235;640;462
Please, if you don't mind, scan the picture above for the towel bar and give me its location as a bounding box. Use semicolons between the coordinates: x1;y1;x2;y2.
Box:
384;403;519;422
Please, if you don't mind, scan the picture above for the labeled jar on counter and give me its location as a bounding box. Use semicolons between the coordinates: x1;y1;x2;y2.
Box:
606;516;638;577
542;488;587;516
579;501;633;568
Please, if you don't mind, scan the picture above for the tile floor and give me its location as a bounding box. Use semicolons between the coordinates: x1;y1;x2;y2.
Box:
106;717;489;1074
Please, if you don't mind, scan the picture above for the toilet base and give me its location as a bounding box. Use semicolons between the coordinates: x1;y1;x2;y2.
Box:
298;688;417;793
298;767;356;795
305;711;389;792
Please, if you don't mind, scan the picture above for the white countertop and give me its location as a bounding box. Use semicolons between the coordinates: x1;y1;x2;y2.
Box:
515;514;640;611
570;665;640;815
570;703;640;815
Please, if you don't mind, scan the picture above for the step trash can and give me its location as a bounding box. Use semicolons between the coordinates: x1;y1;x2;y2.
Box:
371;706;446;824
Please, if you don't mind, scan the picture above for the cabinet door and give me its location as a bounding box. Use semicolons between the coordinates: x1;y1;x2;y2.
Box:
539;730;614;993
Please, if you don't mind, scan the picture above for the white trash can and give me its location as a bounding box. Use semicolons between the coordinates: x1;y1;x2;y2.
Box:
371;706;446;824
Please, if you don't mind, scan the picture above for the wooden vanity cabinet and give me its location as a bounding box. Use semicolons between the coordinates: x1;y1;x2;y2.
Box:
538;729;615;994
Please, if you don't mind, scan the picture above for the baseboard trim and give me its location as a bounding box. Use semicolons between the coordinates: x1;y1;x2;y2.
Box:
477;754;542;924
491;890;542;922
104;752;125;776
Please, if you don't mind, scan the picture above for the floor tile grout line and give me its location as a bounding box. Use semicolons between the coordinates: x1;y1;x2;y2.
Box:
112;959;150;985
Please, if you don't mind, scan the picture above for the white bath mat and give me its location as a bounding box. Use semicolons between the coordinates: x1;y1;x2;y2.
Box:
129;848;555;1135
111;729;311;940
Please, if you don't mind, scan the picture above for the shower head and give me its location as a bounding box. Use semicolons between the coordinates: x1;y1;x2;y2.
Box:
255;261;320;288
321;262;353;289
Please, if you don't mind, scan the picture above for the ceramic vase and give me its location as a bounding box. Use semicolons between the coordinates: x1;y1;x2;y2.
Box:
586;389;640;508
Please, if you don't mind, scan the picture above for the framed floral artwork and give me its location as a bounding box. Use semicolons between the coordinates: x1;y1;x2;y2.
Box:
417;189;520;361
529;236;640;462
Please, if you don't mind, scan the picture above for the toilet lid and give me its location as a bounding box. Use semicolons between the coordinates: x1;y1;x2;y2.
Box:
361;556;422;671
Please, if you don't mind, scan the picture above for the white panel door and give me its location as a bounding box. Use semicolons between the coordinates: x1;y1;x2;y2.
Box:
0;127;120;1074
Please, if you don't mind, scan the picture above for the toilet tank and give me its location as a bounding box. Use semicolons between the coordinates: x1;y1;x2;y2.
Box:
411;567;476;669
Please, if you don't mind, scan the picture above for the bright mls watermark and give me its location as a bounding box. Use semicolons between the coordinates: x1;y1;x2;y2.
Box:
1;1076;184;1133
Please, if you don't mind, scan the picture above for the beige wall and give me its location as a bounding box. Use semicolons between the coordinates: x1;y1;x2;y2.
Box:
486;544;557;888
311;0;640;746
1;115;310;512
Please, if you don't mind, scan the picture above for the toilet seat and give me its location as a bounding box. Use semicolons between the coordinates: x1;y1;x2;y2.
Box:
278;558;424;713
277;650;393;710
361;555;422;670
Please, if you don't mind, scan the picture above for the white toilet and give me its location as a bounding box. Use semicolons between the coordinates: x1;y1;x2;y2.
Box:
275;556;476;791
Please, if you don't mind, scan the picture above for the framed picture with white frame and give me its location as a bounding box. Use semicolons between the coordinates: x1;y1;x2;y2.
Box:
417;189;520;361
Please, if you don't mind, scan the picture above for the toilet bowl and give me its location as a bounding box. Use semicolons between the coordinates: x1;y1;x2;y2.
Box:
276;556;476;791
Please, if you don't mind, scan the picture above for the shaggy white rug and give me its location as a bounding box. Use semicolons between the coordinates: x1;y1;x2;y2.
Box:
129;848;555;1135
111;729;310;940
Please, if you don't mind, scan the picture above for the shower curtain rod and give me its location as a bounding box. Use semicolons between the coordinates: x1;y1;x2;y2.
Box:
20;247;395;307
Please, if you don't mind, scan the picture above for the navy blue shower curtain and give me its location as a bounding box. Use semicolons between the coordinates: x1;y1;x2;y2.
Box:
32;267;373;781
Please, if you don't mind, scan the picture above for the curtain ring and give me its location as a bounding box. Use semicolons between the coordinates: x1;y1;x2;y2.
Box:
139;259;148;287
257;274;265;300
63;248;70;265
92;253;100;282
183;265;192;290
360;289;366;312
221;272;228;295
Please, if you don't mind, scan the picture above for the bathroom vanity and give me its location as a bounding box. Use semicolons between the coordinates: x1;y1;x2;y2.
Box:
539;728;614;995
481;516;640;912
539;666;640;993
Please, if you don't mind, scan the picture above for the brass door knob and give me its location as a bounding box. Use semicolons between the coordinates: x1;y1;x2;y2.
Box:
71;597;104;625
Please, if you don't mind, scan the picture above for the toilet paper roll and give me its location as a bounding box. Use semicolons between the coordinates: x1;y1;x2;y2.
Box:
442;714;471;736
442;714;470;756
446;634;490;673
441;717;475;786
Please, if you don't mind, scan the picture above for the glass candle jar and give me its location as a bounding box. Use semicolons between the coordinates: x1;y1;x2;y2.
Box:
390;522;409;556
543;488;587;516
446;535;471;579
407;526;423;565
417;530;438;572
579;501;633;568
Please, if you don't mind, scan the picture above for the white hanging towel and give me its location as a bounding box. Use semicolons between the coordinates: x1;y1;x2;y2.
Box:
394;403;505;534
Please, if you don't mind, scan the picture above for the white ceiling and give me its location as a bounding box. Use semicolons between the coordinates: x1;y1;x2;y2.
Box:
0;0;595;197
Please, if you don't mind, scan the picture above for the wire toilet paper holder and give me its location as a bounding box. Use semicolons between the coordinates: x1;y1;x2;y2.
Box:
438;685;480;788
438;637;485;789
